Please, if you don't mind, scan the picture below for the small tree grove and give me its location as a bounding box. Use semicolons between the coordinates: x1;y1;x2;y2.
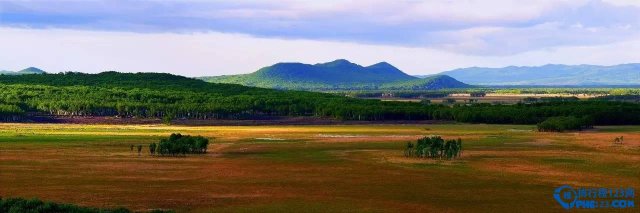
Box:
405;136;462;160
156;133;210;156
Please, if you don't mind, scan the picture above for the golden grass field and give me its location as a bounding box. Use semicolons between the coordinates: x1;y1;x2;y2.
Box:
0;123;638;212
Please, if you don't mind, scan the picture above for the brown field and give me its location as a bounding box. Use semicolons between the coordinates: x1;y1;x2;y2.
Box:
0;124;638;212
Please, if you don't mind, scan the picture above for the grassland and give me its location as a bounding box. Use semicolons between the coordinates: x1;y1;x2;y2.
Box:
0;123;638;212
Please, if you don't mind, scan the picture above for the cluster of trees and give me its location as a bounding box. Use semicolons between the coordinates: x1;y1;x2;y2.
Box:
405;136;462;160
537;116;593;132
0;197;130;213
154;133;210;156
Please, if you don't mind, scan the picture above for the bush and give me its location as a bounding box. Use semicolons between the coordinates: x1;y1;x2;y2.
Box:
157;133;210;156
537;116;593;132
0;197;130;213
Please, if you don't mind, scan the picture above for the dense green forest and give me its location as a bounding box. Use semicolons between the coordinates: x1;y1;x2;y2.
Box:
0;72;639;125
0;72;436;121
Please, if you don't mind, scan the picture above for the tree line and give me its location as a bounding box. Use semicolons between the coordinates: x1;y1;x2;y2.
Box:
432;101;640;125
0;72;639;125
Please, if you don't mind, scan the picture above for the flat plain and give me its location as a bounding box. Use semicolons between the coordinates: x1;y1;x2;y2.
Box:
0;123;638;212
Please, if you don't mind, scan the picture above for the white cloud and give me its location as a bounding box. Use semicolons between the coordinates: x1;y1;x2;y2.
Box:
603;0;640;6
1;27;638;77
2;0;639;55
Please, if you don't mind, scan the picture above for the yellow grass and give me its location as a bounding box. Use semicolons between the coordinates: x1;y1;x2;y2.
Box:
0;123;638;212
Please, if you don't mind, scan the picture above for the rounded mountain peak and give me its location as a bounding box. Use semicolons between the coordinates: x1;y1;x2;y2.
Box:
368;62;395;68
19;67;45;73
316;59;361;68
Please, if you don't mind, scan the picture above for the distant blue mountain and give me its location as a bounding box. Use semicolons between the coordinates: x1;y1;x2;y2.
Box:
0;67;46;75
439;64;640;86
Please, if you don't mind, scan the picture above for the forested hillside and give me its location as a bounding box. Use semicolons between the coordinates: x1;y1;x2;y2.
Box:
201;59;470;90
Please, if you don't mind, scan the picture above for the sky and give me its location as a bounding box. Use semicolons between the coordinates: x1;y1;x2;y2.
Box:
1;0;640;77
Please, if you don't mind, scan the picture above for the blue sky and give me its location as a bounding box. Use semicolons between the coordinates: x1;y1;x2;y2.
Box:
1;0;640;76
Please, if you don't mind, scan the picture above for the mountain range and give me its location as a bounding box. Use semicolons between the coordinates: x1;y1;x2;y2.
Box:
440;64;640;86
9;62;639;90
201;59;470;90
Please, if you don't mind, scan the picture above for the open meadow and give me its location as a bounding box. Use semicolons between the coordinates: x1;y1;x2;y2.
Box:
0;123;638;212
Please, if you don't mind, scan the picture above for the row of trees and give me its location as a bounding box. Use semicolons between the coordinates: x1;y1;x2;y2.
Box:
154;133;210;156
405;136;462;160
